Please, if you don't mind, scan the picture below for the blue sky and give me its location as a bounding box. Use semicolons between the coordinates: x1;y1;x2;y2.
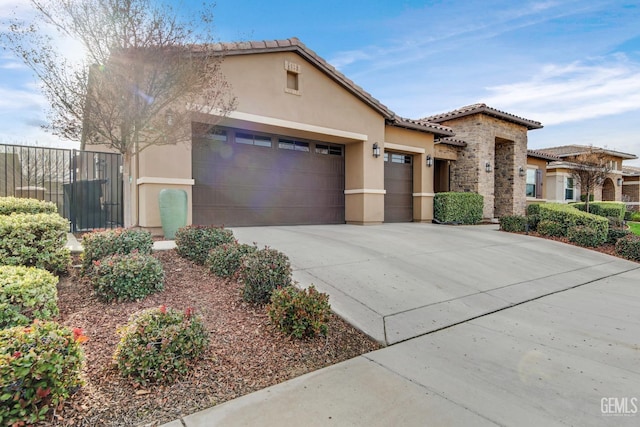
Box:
1;0;639;165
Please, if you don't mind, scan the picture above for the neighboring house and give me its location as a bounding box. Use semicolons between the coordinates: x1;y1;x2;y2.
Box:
535;145;638;204
84;38;544;230
622;165;640;212
526;149;560;204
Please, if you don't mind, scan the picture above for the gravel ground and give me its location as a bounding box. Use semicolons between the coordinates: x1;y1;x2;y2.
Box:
45;250;380;426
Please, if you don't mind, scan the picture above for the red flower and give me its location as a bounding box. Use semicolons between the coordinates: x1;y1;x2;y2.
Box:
73;327;89;343
36;387;51;399
12;351;21;358
159;305;167;314
93;260;101;267
185;307;193;318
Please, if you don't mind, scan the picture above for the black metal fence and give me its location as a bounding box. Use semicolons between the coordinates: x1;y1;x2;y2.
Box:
1;144;123;231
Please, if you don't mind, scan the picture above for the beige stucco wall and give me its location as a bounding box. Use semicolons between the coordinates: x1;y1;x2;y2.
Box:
136;50;393;227
526;156;548;202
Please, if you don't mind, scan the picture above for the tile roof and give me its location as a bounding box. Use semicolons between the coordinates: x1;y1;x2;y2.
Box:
388;117;454;137
434;137;467;147
207;38;399;118
622;165;640;176
536;145;638;160
421;103;543;130
527;149;560;161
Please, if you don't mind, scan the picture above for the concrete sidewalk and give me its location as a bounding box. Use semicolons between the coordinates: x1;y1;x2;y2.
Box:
65;233;176;253
159;223;639;427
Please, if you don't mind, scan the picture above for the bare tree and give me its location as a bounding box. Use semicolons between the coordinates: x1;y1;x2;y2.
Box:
1;0;237;226
570;147;610;213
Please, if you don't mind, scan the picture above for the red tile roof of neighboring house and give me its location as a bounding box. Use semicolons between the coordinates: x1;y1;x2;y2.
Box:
435;137;467;147
421;103;543;130
204;38;454;137
527;149;560;162
535;145;638;160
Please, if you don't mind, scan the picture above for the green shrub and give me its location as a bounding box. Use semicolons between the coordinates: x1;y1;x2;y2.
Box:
567;226;603;248
526;214;540;231
207;242;257;278
92;253;164;302
535;203;608;243
607;227;631;245
175;225;235;265
624;211;633;221
499;215;527;233
0;321;86;425
573;202;626;221
0;266;59;329
0;197;57;215
580;194;595;202
240;247;292;304
268;285;331;338
0;213;70;274
113;306;209;385
81;228;153;275
537;220;565;237
632;211;640;222
434;192;483;224
615;235;640;262
526;203;541;216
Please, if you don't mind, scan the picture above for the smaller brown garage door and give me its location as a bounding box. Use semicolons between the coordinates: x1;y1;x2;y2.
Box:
384;152;413;222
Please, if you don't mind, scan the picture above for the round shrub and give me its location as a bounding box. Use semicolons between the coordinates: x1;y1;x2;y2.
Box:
499;215;527;233
537;220;564;237
268;285;331;339
81;228;153;275
207;242;257;278
607;227;631;245
0;197;57;215
240;247;292;304
567;226;604;247
93;253;164;302
0;321;86;425
615;234;640;262
113;306;209;385
175;225;235;265
0;266;59;329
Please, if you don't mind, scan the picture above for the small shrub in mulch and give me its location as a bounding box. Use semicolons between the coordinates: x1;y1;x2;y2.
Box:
240;247;292;304
207;241;257;278
0;320;87;425
607;227;631;245
268;285;331;338
92;252;164;302
615;234;640;262
175;225;235;265
113;306;209;385
81;228;153;275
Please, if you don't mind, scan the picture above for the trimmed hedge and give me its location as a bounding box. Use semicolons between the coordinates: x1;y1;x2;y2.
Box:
499;215;527;233
567;226;602;248
0;197;57;215
537;219;564;237
0;321;86;425
607;227;631;245
0;266;59;329
113;306;209;385
615;235;640;262
434;192;483;224
572;202;626;221
81;228;153;275
175;225;235;265
92;253;164;302
534;203;608;245
0;213;70;274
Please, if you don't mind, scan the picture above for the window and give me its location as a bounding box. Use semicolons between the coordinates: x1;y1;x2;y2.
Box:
279;139;309;152
565;177;574;200
235;132;272;147
390;154;412;164
205;129;227;141
526;169;536;198
315;144;342;156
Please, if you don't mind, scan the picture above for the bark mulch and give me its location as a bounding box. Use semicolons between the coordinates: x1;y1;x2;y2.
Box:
46;250;380;426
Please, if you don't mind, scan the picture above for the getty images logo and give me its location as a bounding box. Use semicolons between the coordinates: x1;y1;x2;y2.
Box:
601;397;638;416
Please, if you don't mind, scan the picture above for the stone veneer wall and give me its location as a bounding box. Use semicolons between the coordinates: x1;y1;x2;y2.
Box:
439;114;528;218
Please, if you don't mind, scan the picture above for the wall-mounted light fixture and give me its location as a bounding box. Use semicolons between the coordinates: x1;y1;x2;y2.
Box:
485;161;492;173
373;142;380;158
426;155;433;167
518;166;525;177
617;177;623;186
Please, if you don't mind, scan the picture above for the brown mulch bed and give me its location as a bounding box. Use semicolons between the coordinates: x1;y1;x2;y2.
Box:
46;250;380;426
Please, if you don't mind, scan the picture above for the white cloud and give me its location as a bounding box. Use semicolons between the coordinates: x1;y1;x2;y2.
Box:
483;55;640;125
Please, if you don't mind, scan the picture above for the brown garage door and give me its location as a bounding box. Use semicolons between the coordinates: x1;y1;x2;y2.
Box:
192;127;345;226
384;152;413;222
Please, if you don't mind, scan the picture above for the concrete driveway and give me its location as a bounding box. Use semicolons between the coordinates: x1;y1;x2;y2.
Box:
162;223;640;427
232;223;637;345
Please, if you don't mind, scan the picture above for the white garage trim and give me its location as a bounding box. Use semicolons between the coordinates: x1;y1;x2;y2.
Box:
344;189;386;195
137;177;195;185
384;142;426;154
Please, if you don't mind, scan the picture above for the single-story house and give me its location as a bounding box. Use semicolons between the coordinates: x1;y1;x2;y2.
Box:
525;149;560;204
85;38;545;231
534;145;638;204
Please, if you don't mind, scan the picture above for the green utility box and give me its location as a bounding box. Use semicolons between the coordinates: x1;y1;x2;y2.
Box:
158;188;187;239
